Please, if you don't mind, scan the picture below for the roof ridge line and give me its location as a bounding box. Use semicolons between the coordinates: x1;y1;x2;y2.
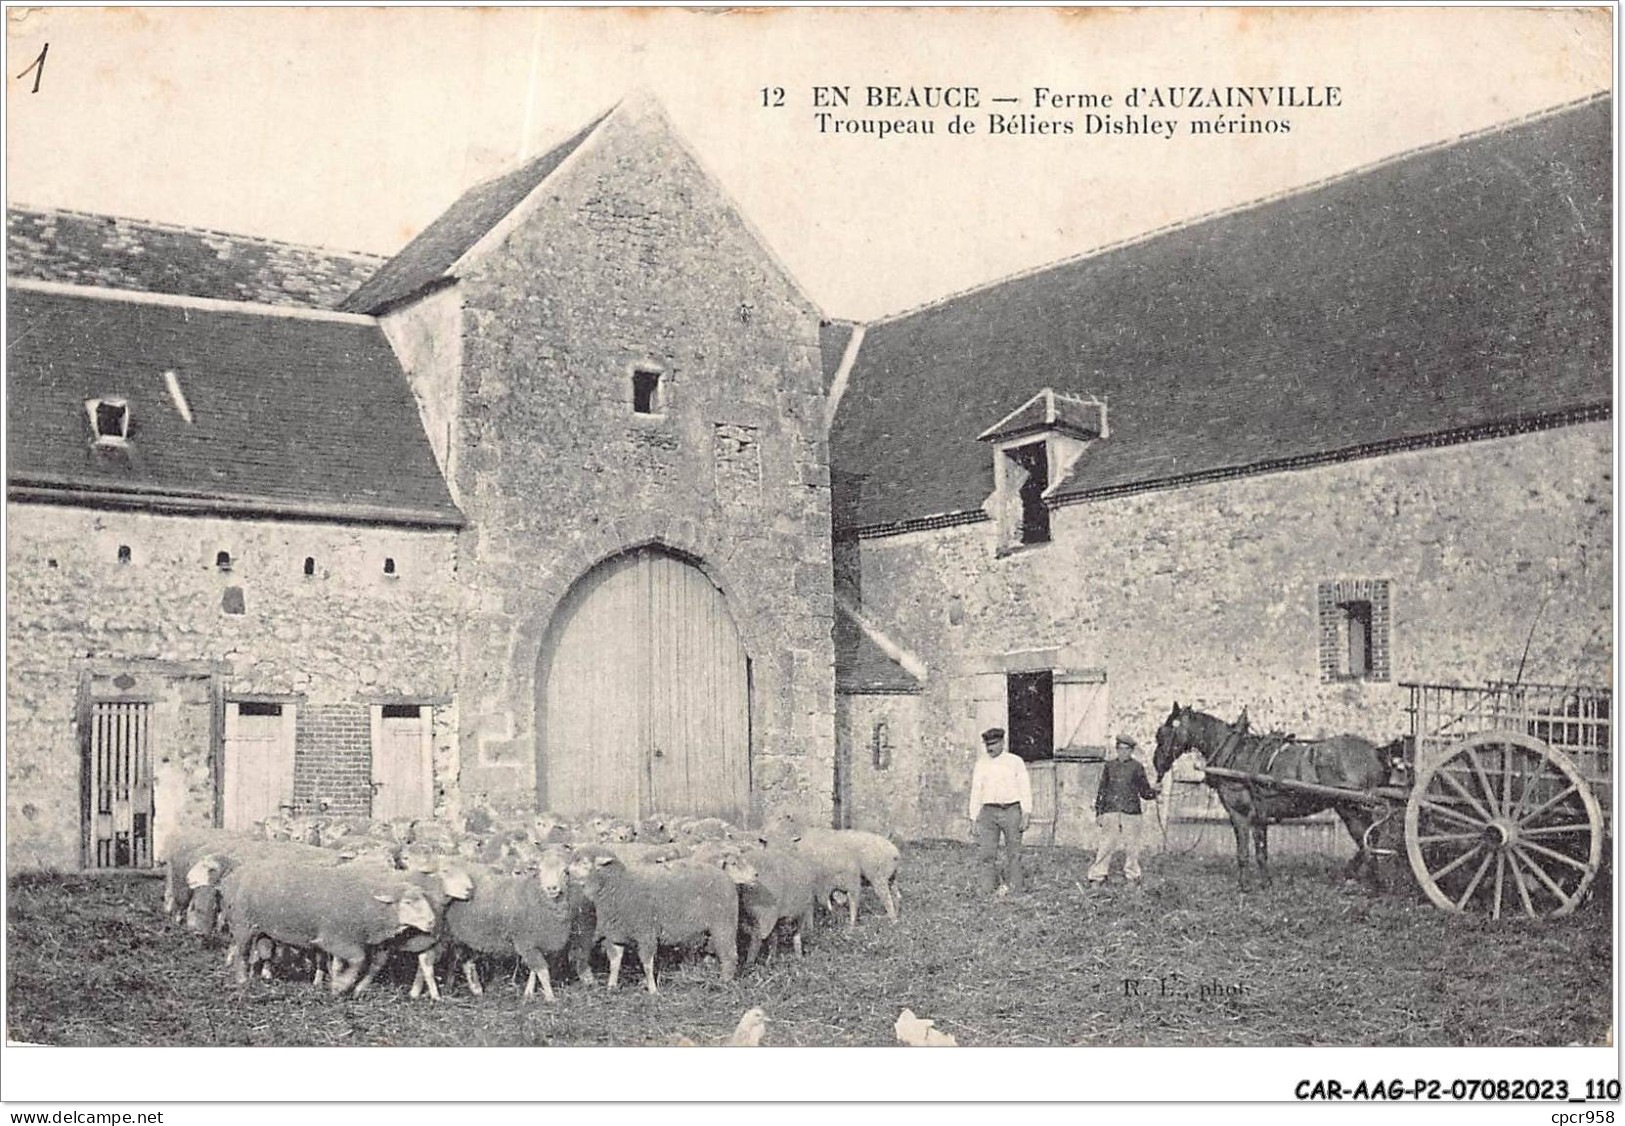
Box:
7;277;381;325
863;89;1612;329
7;203;389;263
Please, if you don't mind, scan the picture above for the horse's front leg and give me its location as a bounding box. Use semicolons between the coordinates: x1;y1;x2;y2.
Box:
1252;820;1271;887
1227;808;1253;891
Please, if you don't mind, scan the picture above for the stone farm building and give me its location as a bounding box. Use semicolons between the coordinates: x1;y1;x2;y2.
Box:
5;92;1612;872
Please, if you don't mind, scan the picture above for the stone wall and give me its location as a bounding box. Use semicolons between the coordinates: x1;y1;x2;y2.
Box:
837;422;1613;844
441;98;837;825
6;502;461;871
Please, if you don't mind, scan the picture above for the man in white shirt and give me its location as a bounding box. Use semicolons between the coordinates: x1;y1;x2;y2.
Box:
967;727;1032;896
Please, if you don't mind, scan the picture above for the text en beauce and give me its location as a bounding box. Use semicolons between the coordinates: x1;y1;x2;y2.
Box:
813;86;981;109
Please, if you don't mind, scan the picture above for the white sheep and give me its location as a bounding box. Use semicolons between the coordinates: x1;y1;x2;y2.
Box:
347;857;474;1000
691;840;817;964
766;828;863;928
776;819;903;923
432;860;595;1002
219;860;439;994
565;845;751;993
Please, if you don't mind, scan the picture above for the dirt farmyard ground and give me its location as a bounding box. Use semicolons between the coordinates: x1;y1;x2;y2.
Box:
5;842;1610;1046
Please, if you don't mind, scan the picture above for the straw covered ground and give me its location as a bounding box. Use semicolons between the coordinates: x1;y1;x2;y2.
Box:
6;841;1611;1047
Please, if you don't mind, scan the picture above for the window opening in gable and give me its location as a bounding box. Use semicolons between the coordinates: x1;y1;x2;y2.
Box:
117;545;131;565
383;557;397;576
1007;670;1054;762
86;399;130;445
303;557;316;577
632;368;662;415
871;718;892;771
1004;441;1052;546
215;551;233;572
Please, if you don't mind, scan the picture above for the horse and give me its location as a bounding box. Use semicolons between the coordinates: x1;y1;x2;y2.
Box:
1152;701;1396;890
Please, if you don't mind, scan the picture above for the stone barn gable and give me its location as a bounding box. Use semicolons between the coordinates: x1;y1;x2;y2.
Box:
358;94;838;825
825;93;1612;845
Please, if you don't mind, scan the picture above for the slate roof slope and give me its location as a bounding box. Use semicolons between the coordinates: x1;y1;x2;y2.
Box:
341;113;611;314
7;207;386;310
6;286;463;526
830;95;1613;532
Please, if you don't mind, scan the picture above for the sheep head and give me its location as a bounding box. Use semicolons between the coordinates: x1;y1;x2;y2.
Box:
375;885;437;934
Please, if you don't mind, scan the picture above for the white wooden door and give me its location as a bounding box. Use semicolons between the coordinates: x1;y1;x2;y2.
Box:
371;704;433;820
222;702;296;831
539;548;750;821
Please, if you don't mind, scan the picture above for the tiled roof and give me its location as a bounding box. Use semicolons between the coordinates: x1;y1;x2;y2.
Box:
6;207;386;311
830;95;1612;531
340;113;610;314
6;285;463;526
834;605;923;695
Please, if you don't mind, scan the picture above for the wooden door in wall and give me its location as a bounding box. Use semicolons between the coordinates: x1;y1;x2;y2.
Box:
371;704;433;821
539;547;750;822
222;702;297;831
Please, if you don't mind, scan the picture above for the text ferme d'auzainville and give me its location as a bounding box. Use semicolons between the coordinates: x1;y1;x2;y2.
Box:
792;84;1345;138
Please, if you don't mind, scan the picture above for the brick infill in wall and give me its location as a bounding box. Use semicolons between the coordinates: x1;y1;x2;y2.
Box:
293;703;374;817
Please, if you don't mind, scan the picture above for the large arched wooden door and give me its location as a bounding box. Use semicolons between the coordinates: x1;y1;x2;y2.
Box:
537;547;750;822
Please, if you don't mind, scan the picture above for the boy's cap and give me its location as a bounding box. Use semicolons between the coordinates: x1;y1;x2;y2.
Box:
981;727;1006;744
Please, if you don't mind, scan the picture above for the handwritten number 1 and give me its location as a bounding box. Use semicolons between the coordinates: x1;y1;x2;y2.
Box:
17;43;47;93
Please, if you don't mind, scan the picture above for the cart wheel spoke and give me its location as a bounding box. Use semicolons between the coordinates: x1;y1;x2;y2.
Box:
1515;839;1590;879
1491;853;1505;920
1456;851;1495;910
1519;783;1582;825
1437;768;1496;823
1519;823;1594;839
1416;798;1488;831
1464;746;1503;817
1505;850;1538;919
1416;831;1483;846
1427;842;1485;882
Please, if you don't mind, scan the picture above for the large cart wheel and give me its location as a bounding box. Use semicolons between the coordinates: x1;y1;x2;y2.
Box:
1405;730;1602;920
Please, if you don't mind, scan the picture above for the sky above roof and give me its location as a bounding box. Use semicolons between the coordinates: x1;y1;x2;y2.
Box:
5;6;1610;321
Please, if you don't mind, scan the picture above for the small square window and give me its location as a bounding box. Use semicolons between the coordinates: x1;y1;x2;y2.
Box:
632;369;662;415
85;398;130;445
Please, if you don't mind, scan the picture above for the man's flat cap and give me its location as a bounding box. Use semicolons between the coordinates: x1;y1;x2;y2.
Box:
1115;733;1138;749
981;727;1006;743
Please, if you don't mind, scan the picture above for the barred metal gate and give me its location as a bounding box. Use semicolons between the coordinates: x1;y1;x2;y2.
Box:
83;700;155;869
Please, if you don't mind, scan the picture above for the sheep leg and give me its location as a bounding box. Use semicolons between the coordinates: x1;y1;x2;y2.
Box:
326;943;365;995
461;959;484;996
846;887;859;929
744;929;763;967
875;876;898;921
639;945;658;995
411;950;441;1002
522;957;555;1003
607;944;625;990
354;948;388;994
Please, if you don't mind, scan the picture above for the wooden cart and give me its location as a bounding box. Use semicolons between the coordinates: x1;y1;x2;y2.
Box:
1197;681;1609;920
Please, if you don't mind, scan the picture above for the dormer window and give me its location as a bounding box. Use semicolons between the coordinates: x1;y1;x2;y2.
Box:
632;367;662;415
1005;442;1051;545
85;398;130;445
978;388;1106;554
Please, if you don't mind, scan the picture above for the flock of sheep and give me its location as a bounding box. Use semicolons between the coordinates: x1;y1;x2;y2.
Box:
162;809;903;1000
